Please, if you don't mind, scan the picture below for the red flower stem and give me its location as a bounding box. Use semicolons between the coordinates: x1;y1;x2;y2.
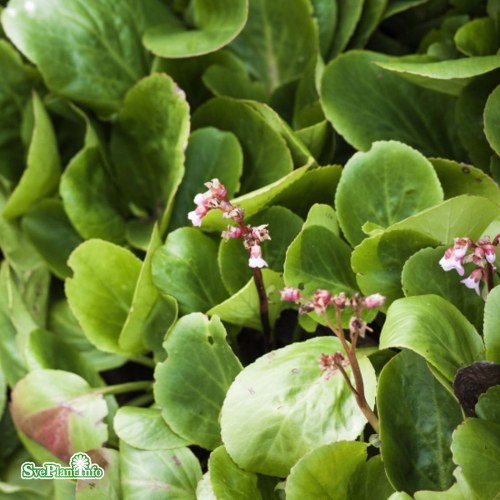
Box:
324;309;379;432
252;267;273;349
485;263;495;294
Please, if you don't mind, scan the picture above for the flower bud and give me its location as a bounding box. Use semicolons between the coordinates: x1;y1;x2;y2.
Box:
363;293;385;309
280;287;301;303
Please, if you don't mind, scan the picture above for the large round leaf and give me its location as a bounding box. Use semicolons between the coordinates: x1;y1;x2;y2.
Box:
320;51;463;159
220;337;377;477
451;419;500;500
66;240;142;354
380;295;484;383
378;350;462;494
335;141;443;246
144;0;248;58
154;314;242;450
2;0;170;115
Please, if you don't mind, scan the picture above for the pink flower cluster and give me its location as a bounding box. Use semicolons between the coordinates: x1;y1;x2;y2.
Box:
439;235;499;295
318;352;350;380
188;179;270;269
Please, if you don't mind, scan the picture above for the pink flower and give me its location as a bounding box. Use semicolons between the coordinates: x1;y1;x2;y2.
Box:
349;317;369;338
332;292;349;309
221;225;243;240
280;287;301;303
187;204;208;227
312;289;332;313
319;352;349;380
483;243;496;264
439;247;465;276
460;268;483;295
363;293;385;309
453;237;472;258
248;244;268;268
251;224;271;243
205;178;227;199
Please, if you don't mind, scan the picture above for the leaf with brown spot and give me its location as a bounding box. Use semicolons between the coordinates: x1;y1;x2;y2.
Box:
10;369;108;461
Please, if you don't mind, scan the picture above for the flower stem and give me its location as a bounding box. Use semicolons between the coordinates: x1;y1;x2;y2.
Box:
485;263;495;294
324;310;379;433
252;267;273;349
91;381;153;396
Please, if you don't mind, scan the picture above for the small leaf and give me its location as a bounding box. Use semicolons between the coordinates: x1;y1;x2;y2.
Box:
220;337;377;477
143;0;248;58
66;240;142;354
455;18;498;57
484;84;500;156
3;92;60;218
208;446;261;499
476;386;500;423
120;442;202;500
154;314;242;450
114;407;189;451
10;369;108;461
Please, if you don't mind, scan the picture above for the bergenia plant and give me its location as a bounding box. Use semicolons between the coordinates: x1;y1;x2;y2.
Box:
281;288;385;432
439;235;499;297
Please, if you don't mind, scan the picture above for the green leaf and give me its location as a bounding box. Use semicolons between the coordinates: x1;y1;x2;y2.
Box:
320;51;464;159
431;158;500;204
335;141;443;246
2;0;170;115
451;419;500;500
208;269;284;331
328;0;364;57
229;0;317;92
76;448;121;500
349;0;388;49
114;407;189;451
218;206;303;294
220;337;377;477
60;146;127;244
154;314;242;450
476;386;500;423
193;97;293;193
119;225;178;356
66;240;142;354
202;64;268;102
285;442;368;499
10;369;108;461
383;0;429;18
151;228;228;314
120;442;202;500
208;446;261;499
484;285;500;362
110;74;190;214
378;350;462;494
284;225;358;297
352;230;438;307
3;92;60;218
350;456;396;500
455;18;498;57
456;72;498;171
22;199;82;279
377;55;500;81
0;367;5;417
402;247;485;332
380;295;484;383
484;84;500;156
170;127;243;230
0;40;38;185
